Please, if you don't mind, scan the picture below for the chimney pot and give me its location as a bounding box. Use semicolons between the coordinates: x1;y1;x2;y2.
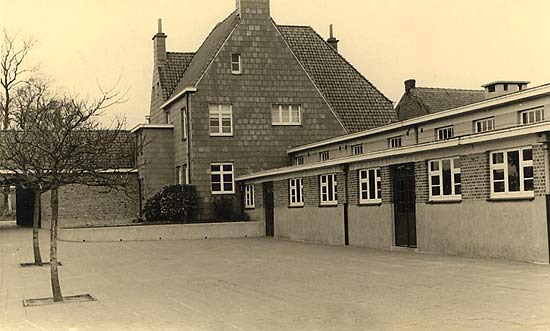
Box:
152;18;167;65
405;79;416;93
327;24;339;52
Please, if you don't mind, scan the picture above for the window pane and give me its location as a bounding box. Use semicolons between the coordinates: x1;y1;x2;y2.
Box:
291;107;300;123
432;186;440;196
454;173;461;184
211;165;221;172
211;174;221;182
430;161;439;172
523;149;533;161
223;165;233;172
494;181;505;193
524;179;534;191
455;184;462;195
368;170;376;200
281;107;290;123
223;174;233;183
431;176;440;186
360;171;367;179
224;183;233;191
493;169;504;181
493;153;504;164
442;159;452;195
361;183;368;192
507;151;520;192
212;183;221;192
453;158;461;169
523;166;533;179
529;111;535;123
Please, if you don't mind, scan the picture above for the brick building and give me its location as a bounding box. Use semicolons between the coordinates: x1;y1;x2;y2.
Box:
134;0;396;219
239;80;550;263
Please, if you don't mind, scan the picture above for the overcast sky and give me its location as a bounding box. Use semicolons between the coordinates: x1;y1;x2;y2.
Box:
2;0;549;128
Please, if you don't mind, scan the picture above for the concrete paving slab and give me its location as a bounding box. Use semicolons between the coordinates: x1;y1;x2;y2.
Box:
1;223;550;330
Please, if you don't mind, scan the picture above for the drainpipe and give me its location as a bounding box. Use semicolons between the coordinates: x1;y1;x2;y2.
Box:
342;164;350;246
544;136;550;264
186;94;192;184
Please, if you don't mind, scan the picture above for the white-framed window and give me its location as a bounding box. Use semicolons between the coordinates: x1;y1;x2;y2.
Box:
166;110;172;124
294;156;304;166
351;144;364;155
520;108;544;125
272;104;301;125
320;174;337;205
231;54;241;74
429;158;461;201
490;147;534;198
244;184;255;209
209;104;233;136
289;178;304;207
211;163;235;194
389;136;402;149
436;126;454;140
474;117;495;133
359;168;382;204
320;151;330;162
182;107;188;140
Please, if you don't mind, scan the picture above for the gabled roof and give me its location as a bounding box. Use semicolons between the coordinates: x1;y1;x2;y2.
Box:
158;52;195;100
407;87;485;115
170;11;240;97
277;25;397;133
163;14;397;133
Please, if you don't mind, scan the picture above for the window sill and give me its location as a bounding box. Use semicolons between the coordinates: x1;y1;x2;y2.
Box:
289;204;305;209
358;200;382;206
319;203;338;208
211;191;236;196
427;198;462;204
487;193;535;202
272;123;302;127
244;207;255;210
231;72;242;75
210;134;234;137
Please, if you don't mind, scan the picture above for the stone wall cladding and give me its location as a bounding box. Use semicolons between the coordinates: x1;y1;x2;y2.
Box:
533;144;546;196
41;174;140;229
415;161;429;203
304;175;320;207
347;169;359;205
461;152;490;201
185;16;346;219
273;179;289;208
380;166;392;204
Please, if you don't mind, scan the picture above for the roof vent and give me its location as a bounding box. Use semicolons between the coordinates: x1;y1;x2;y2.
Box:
482;80;530;99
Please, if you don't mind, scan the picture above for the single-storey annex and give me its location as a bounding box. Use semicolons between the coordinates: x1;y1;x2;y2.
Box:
238;80;550;264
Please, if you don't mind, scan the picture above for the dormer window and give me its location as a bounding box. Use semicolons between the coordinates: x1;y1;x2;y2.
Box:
231;54;241;74
436;126;454;141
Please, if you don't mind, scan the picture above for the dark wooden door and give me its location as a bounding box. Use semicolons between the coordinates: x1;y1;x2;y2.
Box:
391;163;417;248
263;182;274;237
16;186;35;228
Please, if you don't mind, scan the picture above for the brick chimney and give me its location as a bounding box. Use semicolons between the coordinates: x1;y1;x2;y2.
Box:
405;79;416;93
236;0;270;22
152;18;167;65
327;24;339;52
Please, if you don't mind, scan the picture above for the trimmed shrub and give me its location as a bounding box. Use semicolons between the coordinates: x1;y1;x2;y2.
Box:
159;185;197;222
143;185;197;222
143;191;163;222
212;196;250;221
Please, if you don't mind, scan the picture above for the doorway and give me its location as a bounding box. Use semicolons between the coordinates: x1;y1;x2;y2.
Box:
16;186;37;228
262;182;274;237
391;163;417;248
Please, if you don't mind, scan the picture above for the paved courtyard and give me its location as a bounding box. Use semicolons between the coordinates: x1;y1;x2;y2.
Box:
1;222;550;331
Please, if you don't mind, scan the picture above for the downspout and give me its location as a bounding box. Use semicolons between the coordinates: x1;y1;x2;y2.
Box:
544;136;550;264
343;164;350;246
186;93;192;184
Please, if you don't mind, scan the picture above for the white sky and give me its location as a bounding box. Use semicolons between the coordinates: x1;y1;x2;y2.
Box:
2;0;549;128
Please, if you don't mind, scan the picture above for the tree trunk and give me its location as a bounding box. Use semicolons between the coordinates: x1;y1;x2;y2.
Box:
2;186;8;214
49;187;63;302
32;188;42;266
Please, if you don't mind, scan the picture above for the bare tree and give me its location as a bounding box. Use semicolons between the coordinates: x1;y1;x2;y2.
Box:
0;78;52;267
3;82;135;303
0;30;36;211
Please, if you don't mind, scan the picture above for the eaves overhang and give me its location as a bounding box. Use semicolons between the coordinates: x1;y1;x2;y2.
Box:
287;83;550;155
238;121;550;182
160;87;198;111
